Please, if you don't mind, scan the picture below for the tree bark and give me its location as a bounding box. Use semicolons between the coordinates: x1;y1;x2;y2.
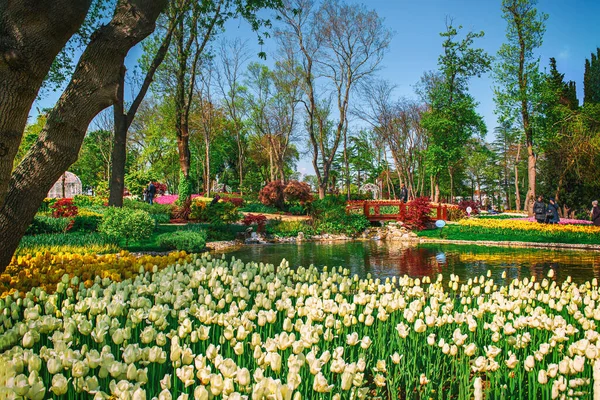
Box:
0;0;167;271
0;0;92;206
109;65;128;207
514;142;521;211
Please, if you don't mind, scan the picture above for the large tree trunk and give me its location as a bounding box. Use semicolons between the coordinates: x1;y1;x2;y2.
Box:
0;0;167;271
525;143;536;215
514;142;521;211
0;0;92;206
108;66;127;207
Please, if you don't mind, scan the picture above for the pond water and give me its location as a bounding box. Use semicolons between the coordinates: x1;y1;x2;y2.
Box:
218;241;600;285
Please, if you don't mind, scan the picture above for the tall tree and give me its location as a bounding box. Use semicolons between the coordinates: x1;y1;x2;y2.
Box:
421;22;491;203
108;0;190;207
315;0;392;198
0;0;167;271
584;48;600;105
494;0;548;214
216;38;251;193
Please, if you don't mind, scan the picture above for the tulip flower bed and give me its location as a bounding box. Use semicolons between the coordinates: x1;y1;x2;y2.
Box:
419;218;600;245
1;254;600;399
0;251;191;299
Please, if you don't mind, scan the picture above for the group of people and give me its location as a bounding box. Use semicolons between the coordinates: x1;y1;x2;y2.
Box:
142;181;156;205
533;195;560;224
534;195;600;226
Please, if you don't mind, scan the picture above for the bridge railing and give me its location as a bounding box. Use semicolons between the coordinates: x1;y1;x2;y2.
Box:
346;200;448;221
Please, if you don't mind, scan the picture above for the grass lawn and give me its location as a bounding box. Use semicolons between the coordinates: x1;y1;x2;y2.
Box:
417;224;600;245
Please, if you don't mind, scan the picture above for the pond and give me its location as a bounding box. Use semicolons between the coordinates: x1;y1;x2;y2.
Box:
218;241;600;285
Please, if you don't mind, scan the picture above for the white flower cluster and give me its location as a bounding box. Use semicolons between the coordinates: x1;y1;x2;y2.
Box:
0;254;599;399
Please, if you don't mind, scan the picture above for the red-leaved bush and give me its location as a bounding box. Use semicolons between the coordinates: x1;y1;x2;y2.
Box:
50;198;78;218
259;181;286;210
222;197;244;207
242;213;267;233
153;182;167;195
404;196;432;230
284;180;313;204
458;200;480;216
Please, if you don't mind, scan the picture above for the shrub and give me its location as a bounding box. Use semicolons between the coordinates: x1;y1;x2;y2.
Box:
259;181;285;209
151;213;171;224
157;230;207;253
71;214;102;232
222;197;245;207
240;203;279;214
38;198;57;213
99;207;154;244
72;195;96;208
266;219;313;237
190;198;210;221
26;215;72;235
207;201;241;225
309;195;370;236
458;199;480;216
405;196;432;231
50;198;78;218
123;199;173;215
284;180;313;204
242;214;267;233
288;204;306;215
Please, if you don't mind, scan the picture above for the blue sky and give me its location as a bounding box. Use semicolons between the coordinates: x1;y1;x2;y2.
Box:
34;0;600;176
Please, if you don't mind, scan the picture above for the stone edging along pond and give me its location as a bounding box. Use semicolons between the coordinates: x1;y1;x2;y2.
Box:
419;237;600;251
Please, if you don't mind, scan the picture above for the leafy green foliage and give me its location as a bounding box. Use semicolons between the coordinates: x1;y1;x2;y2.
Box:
421;24;491;184
123;199;173;216
309;195;370;236
157;230;207;253
240;203;279;214
177;172;193;205
16;232;118;256
266;219;312;237
26;216;72;235
99;207;154;244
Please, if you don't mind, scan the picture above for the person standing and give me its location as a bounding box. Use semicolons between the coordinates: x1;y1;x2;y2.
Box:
400;184;408;202
533;195;547;223
147;181;156;205
547;198;560;224
591;200;600;226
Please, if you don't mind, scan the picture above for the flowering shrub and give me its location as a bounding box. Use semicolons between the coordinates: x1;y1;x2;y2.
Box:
50;198;78;218
259;181;286;209
458;199;480;216
1;255;599;398
190;198;210;220
242;214;267;233
284;180;313;204
404;196;432;230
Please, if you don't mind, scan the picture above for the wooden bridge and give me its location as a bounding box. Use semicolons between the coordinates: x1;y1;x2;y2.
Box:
346;200;449;222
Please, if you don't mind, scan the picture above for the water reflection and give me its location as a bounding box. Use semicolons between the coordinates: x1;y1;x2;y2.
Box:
218;241;600;285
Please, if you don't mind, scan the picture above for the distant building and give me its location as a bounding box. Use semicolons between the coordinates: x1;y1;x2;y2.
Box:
47;171;82;198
